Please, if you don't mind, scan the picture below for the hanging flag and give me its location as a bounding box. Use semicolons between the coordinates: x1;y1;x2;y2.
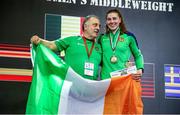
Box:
45;14;84;40
0;43;30;58
165;64;180;98
26;44;143;114
141;63;155;98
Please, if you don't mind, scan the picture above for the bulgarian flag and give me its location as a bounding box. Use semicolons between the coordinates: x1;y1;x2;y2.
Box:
26;44;143;114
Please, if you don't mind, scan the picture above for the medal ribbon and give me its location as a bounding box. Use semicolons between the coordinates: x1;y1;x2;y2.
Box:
109;30;120;52
82;36;95;58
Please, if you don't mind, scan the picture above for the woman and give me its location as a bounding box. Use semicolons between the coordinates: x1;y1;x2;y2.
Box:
100;9;144;80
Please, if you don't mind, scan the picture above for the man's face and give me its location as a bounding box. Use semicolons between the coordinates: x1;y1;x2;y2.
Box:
84;17;100;39
106;12;121;32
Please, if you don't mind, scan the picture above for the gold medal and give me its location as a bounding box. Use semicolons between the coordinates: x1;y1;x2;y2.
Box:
110;55;118;63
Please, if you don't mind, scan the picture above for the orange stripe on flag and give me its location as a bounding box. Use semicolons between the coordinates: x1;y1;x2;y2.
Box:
104;75;143;114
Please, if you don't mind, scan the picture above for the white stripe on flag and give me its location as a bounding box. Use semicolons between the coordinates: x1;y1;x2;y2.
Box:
58;80;72;114
58;67;111;114
165;89;180;93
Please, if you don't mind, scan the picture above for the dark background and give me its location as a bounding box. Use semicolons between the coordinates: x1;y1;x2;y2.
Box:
0;0;180;114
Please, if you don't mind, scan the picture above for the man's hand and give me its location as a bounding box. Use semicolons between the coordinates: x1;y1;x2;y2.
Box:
30;35;41;45
131;69;143;82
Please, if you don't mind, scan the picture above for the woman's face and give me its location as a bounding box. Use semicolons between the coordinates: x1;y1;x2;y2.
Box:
106;12;121;32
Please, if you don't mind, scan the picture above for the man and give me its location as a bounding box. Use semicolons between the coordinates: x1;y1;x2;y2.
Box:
31;15;102;80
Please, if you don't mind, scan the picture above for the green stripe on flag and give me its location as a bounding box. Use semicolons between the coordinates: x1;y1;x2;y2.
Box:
26;44;69;114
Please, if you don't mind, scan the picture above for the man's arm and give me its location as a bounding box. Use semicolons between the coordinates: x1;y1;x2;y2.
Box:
30;35;58;51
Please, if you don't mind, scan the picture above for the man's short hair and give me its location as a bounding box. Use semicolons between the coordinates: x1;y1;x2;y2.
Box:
82;15;100;31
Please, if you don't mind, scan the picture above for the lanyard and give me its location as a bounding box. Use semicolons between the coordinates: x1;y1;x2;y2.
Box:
109;32;120;52
82;36;95;58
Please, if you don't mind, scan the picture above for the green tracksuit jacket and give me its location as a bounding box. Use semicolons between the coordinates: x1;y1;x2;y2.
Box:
99;30;144;79
55;36;102;80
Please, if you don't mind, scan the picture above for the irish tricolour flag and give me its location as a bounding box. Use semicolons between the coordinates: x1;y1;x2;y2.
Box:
26;44;143;114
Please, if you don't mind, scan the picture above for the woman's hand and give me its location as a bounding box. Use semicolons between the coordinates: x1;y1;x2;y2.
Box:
131;69;142;82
